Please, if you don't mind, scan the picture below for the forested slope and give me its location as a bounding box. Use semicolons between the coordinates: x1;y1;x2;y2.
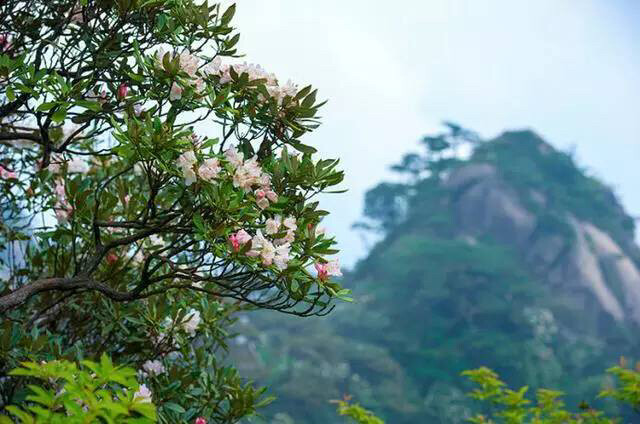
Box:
233;127;640;423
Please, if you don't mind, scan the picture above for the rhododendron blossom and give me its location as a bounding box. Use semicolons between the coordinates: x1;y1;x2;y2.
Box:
182;309;201;335
314;259;342;281
142;359;165;376
247;230;291;269
229;229;251;252
265;216;282;235
134;384;152;403
0;1;346;421
169;82;183;101
224;146;244;169
177;151;197;185
197;158;220;181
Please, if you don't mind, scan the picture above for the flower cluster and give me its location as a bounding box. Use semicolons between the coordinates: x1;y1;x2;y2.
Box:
228;215;297;271
177;150;223;186
215;61;299;106
155;49;204;100
141;359;165;377
246;230;291;270
176;144;279;209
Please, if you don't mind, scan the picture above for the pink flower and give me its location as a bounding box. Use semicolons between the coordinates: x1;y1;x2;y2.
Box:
224;147;244;169
236;229;252;244
229;230;251;252
229;234;240;252
0;165;17;180
170;82;183;101
314;262;328;281
195;418;207;424
266;190;278;203
314;259;342;281
177;151;197;185
117;83;128;100
197;158;221;182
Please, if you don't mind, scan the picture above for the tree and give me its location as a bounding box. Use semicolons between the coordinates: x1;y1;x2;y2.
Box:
0;1;347;421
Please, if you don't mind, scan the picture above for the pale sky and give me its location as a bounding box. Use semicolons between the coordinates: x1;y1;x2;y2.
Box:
232;1;640;268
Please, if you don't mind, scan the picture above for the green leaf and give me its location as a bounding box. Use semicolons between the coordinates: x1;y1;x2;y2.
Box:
163;402;186;413
51;108;67;124
36;102;58;112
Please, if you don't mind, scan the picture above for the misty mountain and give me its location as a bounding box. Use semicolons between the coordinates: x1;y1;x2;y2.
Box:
232;128;640;423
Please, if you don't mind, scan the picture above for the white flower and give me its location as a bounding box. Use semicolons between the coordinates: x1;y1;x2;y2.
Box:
232;157;265;190
142;360;165;376
197;158;220;182
247;230;276;266
202;56;223;76
315;227;326;237
265;190;278;203
276;229;295;245
327;259;342;277
182;309;201;335
134;384;152;403
273;243;291;270
283;216;297;231
177;151;197;185
265;216;282;235
224;146;244;169
178;51;200;77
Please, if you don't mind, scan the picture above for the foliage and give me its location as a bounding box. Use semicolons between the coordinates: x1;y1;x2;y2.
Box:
333;398;385;424
0;0;345;421
2;354;155;423
462;363;640;423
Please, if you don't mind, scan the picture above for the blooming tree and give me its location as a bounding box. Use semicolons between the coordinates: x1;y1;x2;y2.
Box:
0;0;346;421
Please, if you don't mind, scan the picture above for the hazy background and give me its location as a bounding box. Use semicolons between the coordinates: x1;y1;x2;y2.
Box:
232;0;640;267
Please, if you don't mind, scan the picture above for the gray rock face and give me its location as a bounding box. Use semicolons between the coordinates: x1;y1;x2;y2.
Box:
444;162;640;326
